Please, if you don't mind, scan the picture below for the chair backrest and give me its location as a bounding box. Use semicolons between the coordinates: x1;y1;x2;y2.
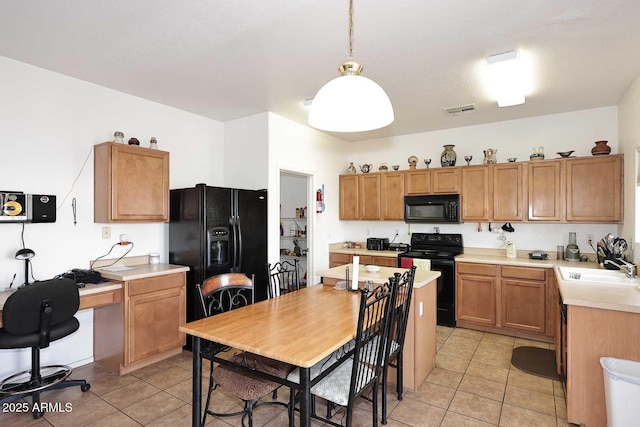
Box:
266;259;300;298
2;278;79;347
197;273;254;317
387;266;417;358
349;281;393;404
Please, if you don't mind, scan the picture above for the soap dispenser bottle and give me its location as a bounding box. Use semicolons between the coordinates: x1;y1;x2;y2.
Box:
506;241;517;258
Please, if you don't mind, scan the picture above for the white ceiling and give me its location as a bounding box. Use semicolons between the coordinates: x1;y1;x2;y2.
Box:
1;0;639;142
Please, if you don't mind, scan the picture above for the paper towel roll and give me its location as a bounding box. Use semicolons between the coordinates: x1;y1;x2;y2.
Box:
352;256;360;290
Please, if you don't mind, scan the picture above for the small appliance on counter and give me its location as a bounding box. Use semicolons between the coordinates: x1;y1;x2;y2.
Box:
388;243;409;252
565;232;581;262
366;237;389;251
528;250;548;260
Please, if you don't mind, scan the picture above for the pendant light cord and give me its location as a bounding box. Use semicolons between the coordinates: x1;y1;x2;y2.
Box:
347;0;354;60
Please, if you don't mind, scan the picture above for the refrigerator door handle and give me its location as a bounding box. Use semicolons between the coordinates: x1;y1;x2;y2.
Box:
231;215;239;272
236;215;243;272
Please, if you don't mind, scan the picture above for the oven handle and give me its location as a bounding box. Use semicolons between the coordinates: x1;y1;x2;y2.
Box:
397;255;455;267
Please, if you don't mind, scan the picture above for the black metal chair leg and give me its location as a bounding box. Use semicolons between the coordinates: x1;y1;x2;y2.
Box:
397;352;404;400
372;382;379;427
202;360;215;426
381;362;389;424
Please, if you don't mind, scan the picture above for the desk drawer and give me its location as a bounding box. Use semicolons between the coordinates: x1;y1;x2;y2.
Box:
128;273;184;297
79;289;123;310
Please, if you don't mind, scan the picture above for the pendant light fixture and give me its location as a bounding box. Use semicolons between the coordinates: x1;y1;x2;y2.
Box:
308;0;394;132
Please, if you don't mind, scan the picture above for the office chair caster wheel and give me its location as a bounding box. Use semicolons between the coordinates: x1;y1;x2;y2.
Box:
81;383;91;392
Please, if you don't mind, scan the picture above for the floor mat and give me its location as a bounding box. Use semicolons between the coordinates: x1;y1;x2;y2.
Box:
511;346;561;380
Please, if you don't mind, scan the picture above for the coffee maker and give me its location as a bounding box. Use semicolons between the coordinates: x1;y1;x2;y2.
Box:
565;232;581;262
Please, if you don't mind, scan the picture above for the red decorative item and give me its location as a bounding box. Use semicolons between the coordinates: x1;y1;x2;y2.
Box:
591;140;611;156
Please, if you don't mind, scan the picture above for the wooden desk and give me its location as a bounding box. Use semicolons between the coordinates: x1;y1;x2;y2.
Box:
179;284;361;427
0;283;123;328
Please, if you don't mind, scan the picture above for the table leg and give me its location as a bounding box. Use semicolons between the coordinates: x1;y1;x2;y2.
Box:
299;367;311;427
192;336;202;427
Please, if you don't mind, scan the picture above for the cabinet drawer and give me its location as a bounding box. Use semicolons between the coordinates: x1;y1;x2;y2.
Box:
501;266;546;281
457;262;496;276
128;273;184;297
372;256;398;267
329;253;352;265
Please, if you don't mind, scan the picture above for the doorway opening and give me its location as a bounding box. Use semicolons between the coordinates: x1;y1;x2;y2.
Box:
279;171;313;286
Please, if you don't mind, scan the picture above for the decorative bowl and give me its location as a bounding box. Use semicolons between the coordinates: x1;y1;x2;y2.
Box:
556;150;575;158
507;157;517;162
392;165;400;171
365;265;380;273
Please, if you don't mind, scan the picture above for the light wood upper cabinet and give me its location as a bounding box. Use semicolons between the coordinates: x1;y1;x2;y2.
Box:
359;173;382;220
381;172;405;220
339;175;359;220
94;142;169;223
493;163;526;221
565;155;623;223
460;166;492;222
528;160;563;222
405;170;432;194
432;168;460;193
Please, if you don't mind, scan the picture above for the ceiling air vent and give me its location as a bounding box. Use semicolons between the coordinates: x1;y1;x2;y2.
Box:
444;104;477;116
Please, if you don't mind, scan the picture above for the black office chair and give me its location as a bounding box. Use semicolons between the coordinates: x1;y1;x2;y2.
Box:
266;259;300;298
196;273;292;427
308;282;394;427
380;266;416;424
0;278;90;419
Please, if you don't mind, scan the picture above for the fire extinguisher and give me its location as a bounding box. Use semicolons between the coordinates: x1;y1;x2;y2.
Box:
316;188;323;213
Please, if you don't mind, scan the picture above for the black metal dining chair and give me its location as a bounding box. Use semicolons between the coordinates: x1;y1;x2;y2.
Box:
196;273;292;427
266;259;300;298
380;266;416;424
0;278;90;419
307;282;394;427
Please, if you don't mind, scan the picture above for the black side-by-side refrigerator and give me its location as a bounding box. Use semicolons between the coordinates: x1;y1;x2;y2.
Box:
169;184;268;328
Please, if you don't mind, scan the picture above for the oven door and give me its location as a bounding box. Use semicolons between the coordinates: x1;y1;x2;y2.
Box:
398;255;456;327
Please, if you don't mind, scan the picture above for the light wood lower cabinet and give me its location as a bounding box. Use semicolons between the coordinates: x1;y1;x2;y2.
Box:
95;272;186;375
456;262;553;341
329;252;397;268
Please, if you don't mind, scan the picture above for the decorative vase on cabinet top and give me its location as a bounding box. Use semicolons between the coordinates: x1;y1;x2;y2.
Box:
591;140;611;156
441;145;457;167
346;162;357;174
483;148;497;164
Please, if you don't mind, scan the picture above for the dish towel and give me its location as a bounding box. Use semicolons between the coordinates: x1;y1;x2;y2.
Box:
413;259;431;271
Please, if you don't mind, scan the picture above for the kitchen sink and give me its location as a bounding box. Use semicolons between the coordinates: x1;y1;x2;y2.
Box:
558;266;638;286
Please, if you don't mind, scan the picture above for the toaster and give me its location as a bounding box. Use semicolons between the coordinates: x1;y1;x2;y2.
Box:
367;237;390;251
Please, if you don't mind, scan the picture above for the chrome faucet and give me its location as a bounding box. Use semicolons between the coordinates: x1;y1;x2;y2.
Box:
618;259;636;279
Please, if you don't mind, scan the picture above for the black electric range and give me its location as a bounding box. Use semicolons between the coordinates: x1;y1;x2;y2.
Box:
398;233;463;326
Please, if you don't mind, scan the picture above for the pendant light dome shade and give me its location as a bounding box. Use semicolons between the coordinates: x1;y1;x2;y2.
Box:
309;73;394;132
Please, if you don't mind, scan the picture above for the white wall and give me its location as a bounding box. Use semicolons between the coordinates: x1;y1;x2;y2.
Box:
223;113;269;190
342;107;620;255
618;74;640;262
267;113;347;279
0;56;223;370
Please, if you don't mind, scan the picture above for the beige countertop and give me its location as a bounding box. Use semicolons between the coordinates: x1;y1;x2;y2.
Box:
316;265;440;289
97;263;190;281
329;248;404;258
455;253;601;269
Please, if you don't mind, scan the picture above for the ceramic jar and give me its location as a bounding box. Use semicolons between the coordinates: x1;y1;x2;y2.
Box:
347;162;357;174
591;140;611;156
441;145;457;167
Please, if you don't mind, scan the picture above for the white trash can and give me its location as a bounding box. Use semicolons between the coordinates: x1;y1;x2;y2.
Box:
600;357;640;426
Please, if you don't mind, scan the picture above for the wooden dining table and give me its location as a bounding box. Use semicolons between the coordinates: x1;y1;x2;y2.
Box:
179;284;362;427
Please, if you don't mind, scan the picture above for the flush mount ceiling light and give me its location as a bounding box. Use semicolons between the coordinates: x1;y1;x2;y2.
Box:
308;0;394;132
487;50;525;107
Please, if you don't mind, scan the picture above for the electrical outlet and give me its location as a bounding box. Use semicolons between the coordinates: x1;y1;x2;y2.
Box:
587;234;594;245
102;226;111;239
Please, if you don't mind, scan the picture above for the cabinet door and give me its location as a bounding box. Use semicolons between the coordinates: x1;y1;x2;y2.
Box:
359;174;381;220
501;278;545;333
126;286;186;365
381;172;405;220
339;175;360;220
95;142;170;223
329;252;352;268
404;170;431;194
565;155;623;223
493;163;525;221
432;168;460;193
456;263;496;325
461;166;492;221
528;160;563;221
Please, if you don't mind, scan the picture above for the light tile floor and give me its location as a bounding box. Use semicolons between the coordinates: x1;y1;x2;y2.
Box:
0;327;577;426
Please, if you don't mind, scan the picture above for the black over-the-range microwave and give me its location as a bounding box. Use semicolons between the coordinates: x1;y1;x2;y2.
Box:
404;194;460;223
